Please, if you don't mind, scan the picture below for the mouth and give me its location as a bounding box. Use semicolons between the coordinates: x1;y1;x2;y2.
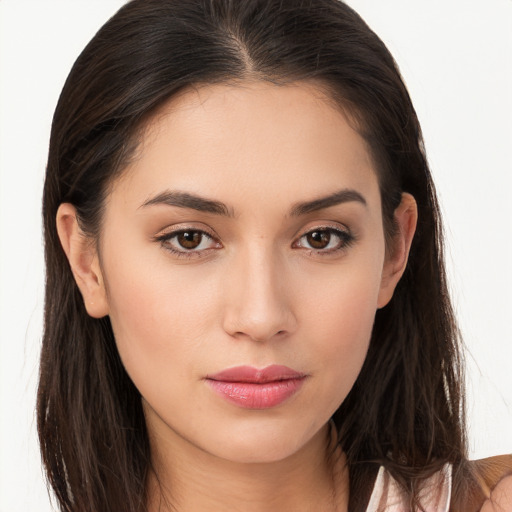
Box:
205;365;307;409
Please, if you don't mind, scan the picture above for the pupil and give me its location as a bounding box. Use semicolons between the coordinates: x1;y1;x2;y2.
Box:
308;230;330;249
178;231;201;249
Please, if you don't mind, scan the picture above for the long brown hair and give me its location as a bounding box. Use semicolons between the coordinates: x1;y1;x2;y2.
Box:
38;1;469;510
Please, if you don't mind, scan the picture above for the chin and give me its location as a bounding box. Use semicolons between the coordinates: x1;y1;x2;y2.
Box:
215;438;303;464
201;417;325;465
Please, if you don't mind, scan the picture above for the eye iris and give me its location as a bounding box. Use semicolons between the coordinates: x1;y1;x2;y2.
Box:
177;231;202;249
307;230;331;249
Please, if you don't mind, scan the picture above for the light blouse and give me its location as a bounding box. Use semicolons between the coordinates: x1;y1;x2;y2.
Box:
366;463;452;512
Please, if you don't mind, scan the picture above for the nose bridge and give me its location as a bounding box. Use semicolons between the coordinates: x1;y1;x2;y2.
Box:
222;241;296;342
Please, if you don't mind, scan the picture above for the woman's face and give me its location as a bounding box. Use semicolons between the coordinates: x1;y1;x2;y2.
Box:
90;82;406;464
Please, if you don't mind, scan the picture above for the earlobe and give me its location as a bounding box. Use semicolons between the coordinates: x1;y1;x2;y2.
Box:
56;203;109;318
377;193;418;309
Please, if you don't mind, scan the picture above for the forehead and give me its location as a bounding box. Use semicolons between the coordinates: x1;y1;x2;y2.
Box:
112;80;380;215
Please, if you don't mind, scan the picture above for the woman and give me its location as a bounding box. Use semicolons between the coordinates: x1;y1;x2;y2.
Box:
37;0;512;511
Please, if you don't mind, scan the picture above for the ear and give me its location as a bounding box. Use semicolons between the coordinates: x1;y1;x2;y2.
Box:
377;193;418;309
56;203;109;318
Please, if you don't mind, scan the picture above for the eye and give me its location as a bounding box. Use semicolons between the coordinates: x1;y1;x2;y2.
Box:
294;227;354;253
155;228;221;256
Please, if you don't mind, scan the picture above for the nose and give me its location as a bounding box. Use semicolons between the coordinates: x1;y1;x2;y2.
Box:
221;246;297;342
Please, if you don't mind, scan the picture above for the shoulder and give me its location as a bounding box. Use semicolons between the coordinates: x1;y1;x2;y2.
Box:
473;455;512;512
479;473;512;512
364;456;512;512
452;455;512;512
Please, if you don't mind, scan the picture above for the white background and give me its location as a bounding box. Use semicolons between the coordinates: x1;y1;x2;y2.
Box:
0;1;511;511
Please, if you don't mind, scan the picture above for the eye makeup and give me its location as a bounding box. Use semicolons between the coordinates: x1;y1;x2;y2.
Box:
293;225;355;256
154;226;222;259
153;221;356;261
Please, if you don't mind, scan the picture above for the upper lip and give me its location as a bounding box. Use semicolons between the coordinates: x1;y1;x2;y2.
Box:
206;364;306;383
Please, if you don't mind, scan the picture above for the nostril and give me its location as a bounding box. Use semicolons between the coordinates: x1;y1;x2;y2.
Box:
230;328;288;343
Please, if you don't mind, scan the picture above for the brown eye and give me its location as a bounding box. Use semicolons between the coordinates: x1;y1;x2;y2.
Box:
156;228;220;256
177;231;203;249
295;227;354;253
306;230;331;249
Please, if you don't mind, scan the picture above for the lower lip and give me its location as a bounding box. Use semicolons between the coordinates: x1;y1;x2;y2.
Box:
206;378;305;409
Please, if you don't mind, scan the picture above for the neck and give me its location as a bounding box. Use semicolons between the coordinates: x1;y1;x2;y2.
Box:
146;422;349;512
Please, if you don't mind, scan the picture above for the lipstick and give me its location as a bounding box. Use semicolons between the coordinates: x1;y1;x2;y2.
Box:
205;365;306;409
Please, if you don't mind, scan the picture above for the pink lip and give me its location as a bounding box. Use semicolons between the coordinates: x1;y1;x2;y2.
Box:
205;365;306;409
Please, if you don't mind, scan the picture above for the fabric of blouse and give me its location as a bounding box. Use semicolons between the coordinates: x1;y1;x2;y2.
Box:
366;463;452;512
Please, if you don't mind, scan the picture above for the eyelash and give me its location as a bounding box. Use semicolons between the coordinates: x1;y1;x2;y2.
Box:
294;226;355;255
154;228;221;259
154;225;354;259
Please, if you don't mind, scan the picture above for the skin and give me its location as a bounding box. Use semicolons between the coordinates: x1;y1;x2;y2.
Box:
480;476;512;512
57;81;418;511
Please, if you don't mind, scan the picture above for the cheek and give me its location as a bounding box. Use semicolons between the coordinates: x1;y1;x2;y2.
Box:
297;259;383;406
298;242;383;345
103;254;221;396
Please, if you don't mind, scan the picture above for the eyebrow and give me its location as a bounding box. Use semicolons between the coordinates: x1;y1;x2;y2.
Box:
140;191;234;216
140;188;367;217
289;189;367;216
